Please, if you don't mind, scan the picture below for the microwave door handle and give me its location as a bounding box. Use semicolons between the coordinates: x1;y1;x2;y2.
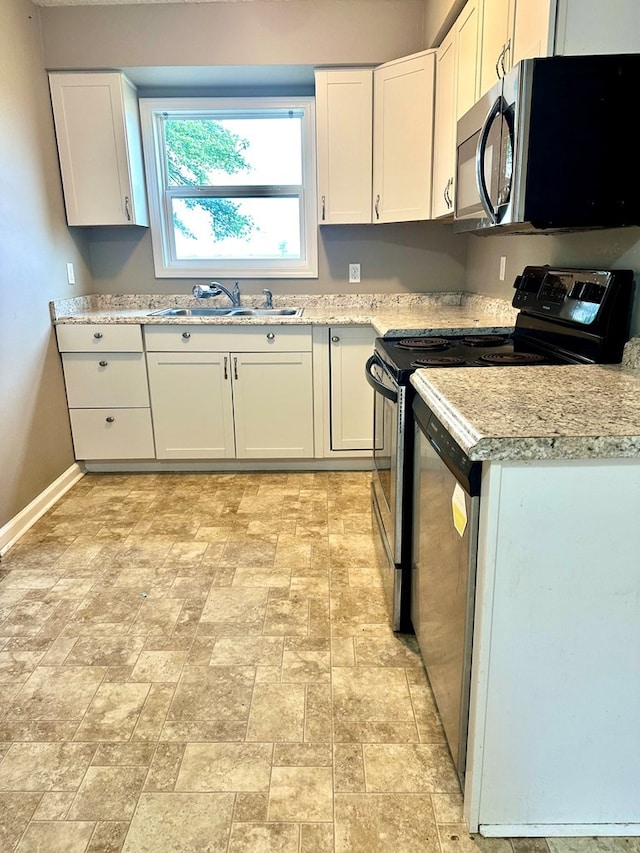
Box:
365;355;398;402
476;95;504;224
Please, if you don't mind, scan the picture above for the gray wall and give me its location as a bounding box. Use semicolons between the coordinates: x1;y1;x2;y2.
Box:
466;228;640;336
0;0;93;529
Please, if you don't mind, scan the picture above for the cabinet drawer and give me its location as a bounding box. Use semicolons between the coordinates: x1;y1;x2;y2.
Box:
56;324;143;352
144;324;312;353
69;408;155;459
62;353;149;408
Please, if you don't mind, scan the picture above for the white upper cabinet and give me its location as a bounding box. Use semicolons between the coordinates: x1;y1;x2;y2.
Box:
432;0;481;219
49;72;149;227
314;68;373;225
479;0;555;97
372;51;436;223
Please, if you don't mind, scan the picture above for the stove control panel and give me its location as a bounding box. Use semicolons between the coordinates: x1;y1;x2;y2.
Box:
512;265;620;325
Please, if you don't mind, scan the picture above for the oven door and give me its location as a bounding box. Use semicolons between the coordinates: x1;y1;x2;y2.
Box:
365;354;405;566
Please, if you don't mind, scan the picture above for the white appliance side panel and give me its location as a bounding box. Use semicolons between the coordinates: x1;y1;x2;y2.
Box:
467;458;640;831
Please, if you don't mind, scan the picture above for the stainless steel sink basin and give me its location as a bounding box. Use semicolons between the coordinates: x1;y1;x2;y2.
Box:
149;307;303;318
229;308;303;317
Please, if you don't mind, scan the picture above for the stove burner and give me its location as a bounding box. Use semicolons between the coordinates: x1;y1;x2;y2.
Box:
396;337;451;350
413;356;466;367
463;334;509;347
477;352;546;365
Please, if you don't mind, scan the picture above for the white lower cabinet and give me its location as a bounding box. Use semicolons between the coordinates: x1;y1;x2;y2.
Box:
144;325;314;460
146;352;235;459
56;324;155;460
327;326;375;452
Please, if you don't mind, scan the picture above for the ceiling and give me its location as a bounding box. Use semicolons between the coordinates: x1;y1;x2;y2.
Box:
33;0;316;5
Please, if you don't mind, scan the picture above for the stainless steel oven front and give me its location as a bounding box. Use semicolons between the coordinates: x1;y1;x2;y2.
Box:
365;352;411;631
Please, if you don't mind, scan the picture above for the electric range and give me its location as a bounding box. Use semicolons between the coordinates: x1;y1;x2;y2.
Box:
366;265;635;632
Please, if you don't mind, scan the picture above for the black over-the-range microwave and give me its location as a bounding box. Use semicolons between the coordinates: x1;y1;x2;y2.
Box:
454;53;640;234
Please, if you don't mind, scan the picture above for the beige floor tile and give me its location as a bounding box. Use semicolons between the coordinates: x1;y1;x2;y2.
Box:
33;790;75;820
64;636;145;667
354;634;423;667
0;792;42;850
121;792;235;852
91;742;156;767
272;742;332;766
332;666;415;722
0;742;96;791
74;683;151;741
6;665;106;721
281;647;331;683
220;534;278;568
333;719;420;744
209;635;284;666
143;742;186;792
300;823;335;853
228;822;300;853
335;792;440;853
131;683;175;742
175;741;272;792
0;650;45;683
432;791;465;823
262;596;309;636
68;765;147;821
15;820;96;852
86;821;129;853
246;683;306;742
168;665;254;722
268;765;334;821
363;743;461;793
200;586;269;624
129;650;187;682
438;824;515;853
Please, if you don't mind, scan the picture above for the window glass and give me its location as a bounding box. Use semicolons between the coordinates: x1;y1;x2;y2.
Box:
140;98;317;278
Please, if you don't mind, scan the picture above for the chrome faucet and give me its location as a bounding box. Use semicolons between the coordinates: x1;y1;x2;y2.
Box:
262;288;273;309
192;281;241;307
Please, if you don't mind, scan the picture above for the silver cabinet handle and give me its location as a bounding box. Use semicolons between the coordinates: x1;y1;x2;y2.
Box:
500;39;511;77
224;356;228;380
266;332;275;341
124;195;131;221
375;194;380;220
93;332;103;339
321;194;326;221
233;357;238;380
182;332;191;340
331;335;340;343
99;360;108;367
106;416;115;423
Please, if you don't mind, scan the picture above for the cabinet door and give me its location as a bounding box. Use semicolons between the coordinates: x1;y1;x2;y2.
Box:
455;0;482;121
372;51;436;223
432;31;456;219
315;68;373;224
479;0;513;97
147;352;235;459
232;352;314;459
48;72;148;226
512;0;554;67
329;327;375;452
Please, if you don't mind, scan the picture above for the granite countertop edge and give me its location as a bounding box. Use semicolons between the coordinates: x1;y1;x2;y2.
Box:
411;366;640;462
49;292;518;336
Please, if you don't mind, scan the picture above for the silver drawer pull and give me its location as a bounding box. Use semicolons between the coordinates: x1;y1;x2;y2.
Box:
182;332;191;340
106;416;115;423
331;336;340;343
99;360;108;367
267;332;275;340
93;332;103;339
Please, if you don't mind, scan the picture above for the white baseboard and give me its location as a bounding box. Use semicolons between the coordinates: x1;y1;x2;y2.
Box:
0;463;85;557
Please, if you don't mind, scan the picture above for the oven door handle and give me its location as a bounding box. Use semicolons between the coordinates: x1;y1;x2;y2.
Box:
365;355;398;402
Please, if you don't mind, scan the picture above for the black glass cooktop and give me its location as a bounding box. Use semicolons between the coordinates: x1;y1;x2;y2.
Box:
375;333;561;383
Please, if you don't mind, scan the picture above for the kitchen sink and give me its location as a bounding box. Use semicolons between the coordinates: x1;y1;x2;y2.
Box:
148;307;303;318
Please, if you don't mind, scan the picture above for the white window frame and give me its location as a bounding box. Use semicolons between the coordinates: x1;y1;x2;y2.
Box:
139;97;318;279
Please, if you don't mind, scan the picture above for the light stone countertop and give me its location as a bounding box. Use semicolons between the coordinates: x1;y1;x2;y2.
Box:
411;364;640;461
50;292;518;337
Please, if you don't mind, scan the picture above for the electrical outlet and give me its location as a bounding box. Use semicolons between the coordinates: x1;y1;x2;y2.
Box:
349;263;361;284
499;256;507;281
66;262;76;285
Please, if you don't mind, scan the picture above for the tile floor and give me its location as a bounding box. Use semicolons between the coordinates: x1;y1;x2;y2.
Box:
0;471;636;852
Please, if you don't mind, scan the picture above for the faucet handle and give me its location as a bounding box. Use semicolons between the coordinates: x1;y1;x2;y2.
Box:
262;288;273;309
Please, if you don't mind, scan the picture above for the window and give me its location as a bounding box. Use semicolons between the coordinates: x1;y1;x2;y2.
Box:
140;97;317;278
